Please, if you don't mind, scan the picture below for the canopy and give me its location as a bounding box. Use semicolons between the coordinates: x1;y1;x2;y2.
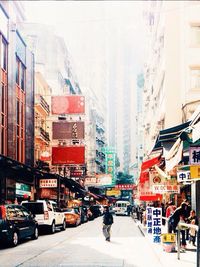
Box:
141;156;161;172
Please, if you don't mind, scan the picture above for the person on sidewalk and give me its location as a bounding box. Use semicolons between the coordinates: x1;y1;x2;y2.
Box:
166;201;176;233
102;206;113;242
168;202;188;250
187;209;198;246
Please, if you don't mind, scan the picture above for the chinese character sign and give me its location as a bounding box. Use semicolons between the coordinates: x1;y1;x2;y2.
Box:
152;207;162;243
146;207;153;234
103;147;116;185
189;147;200;165
177;171;191;182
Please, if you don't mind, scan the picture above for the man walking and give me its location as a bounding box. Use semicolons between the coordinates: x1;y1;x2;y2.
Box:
102;206;113;242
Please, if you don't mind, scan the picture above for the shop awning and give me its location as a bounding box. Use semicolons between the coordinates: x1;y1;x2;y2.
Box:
141;156;161;172
139;194;162;201
0;154;34;182
153;121;191;150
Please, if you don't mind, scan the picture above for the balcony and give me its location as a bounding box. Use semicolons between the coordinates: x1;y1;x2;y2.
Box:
35;126;50;143
35;94;50;115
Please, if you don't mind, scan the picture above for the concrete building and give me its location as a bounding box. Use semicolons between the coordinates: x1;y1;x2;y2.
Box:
142;1;200;156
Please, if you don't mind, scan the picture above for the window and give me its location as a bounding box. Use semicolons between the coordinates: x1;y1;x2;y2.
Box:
0;36;8;155
190;24;200;46
190;68;200;89
15;56;25;162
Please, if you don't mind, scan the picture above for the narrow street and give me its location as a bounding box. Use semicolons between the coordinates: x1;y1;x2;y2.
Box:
0;216;162;267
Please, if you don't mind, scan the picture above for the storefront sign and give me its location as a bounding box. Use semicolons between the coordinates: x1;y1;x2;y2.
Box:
190;166;200;179
152;207;162;243
115;184;136;190
189;147;200;165
39;179;57;188
177;171;191;182
146;206;153;234
40;151;51;161
16;183;31;197
106;189;121;197
161;233;176;243
152;185;180;194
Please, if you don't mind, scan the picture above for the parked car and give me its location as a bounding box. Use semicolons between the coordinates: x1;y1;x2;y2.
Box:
21;200;66;234
0;204;38;247
62;208;81;227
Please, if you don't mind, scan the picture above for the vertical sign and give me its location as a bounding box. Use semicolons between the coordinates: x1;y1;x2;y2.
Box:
146;206;153;234
103;147;116;186
152;207;162;243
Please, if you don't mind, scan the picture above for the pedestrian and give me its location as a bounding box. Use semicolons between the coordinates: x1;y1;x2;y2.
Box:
187;209;198;246
166;201;176;232
102;206;113;242
168;202;188;250
184;199;191;240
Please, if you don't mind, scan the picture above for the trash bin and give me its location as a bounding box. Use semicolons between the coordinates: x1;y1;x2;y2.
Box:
161;233;176;253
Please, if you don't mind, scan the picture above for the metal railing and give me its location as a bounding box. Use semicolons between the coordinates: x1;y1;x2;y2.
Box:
163;216;199;266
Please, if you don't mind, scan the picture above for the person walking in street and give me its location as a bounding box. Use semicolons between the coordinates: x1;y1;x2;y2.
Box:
102;206;113;242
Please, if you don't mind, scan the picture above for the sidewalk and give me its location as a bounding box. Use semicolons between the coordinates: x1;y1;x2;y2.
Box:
134;218;197;267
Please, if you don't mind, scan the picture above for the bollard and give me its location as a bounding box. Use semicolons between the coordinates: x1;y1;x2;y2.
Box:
197;227;200;267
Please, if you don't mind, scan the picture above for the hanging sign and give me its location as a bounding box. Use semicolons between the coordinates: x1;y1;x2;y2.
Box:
177;171;191;182
152;207;162;243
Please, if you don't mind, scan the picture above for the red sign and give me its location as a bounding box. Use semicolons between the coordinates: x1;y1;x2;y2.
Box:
52;121;84;139
51;96;85;115
52;146;85;165
115;184;137;190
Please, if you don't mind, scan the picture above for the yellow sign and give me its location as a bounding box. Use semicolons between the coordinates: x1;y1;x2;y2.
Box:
106;189;120;197
161;233;176;243
190;166;200;179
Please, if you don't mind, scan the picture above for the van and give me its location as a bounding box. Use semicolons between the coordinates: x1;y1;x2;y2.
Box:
114;201;131;216
21;200;66;234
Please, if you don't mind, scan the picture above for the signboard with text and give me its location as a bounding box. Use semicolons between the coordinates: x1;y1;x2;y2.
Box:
52;121;84;140
189;147;200;165
39;179;57;188
51;96;85;115
52;146;85;165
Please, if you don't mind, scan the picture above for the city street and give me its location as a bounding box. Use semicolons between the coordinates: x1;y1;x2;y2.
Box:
0;216;162;267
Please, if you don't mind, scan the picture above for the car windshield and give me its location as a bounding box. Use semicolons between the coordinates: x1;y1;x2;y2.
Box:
22;203;44;214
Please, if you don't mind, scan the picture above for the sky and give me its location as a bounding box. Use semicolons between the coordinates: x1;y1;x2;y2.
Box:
23;1;146;92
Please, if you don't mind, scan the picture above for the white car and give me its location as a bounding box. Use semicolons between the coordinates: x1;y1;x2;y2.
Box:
114;201;131;216
21;200;66;234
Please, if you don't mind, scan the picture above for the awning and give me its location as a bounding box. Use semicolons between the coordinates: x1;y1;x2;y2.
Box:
165;138;183;172
153;121;191;150
141;156;161;172
139;194;162;201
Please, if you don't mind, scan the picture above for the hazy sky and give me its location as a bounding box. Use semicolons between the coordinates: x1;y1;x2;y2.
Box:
23;1;146;90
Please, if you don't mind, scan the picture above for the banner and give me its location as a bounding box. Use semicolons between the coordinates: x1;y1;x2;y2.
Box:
51;95;85;114
52;121;84;139
190;166;200;179
52;146;85;165
165;138;183;172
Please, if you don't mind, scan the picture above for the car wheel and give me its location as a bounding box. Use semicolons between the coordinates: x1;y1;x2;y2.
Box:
50;222;55;234
11;231;19;247
61;220;66;231
31;227;39;240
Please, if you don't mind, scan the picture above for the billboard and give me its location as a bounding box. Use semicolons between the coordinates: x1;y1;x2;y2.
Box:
52;146;85;165
51;95;85;115
52;121;84;139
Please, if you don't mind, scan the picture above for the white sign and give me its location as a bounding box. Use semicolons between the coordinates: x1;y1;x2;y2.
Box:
39;179;57;188
146;206;153;234
152;207;162;243
189;147;200;165
152;185;180;193
177;171;191;182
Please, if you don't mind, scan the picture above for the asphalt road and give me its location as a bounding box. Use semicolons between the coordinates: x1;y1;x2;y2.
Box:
0;215;162;267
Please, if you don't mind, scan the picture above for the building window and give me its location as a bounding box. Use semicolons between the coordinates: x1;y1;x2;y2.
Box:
190;67;200;89
190;24;200;46
16;57;25;162
0;35;8;155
